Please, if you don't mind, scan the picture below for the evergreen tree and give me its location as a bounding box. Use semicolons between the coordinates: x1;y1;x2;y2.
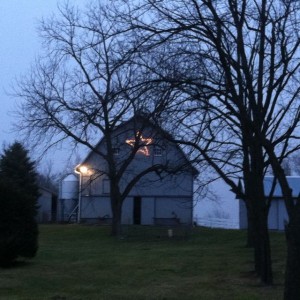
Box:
0;142;39;266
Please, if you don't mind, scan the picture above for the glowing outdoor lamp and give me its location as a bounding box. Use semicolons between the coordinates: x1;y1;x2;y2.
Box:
74;164;89;223
79;165;88;174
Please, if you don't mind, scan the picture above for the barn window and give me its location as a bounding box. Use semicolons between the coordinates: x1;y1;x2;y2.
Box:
154;147;163;156
112;148;120;155
103;179;110;194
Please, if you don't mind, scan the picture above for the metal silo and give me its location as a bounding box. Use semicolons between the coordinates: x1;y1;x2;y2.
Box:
59;173;79;222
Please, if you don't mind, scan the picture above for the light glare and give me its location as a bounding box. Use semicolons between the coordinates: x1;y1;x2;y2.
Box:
79;166;88;174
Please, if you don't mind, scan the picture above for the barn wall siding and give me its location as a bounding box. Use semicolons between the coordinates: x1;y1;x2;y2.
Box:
79;195;193;225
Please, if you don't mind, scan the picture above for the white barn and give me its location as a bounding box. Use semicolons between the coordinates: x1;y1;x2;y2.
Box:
59;116;198;225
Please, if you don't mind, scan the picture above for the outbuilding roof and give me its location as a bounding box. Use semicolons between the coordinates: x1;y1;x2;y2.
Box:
264;176;300;198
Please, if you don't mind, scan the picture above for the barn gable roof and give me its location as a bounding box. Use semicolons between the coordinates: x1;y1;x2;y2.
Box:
77;114;198;176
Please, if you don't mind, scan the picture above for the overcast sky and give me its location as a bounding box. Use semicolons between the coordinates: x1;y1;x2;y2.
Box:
0;1;84;173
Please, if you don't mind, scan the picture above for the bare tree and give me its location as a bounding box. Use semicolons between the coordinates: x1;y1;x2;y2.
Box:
115;0;300;296
37;160;60;193
15;2;185;236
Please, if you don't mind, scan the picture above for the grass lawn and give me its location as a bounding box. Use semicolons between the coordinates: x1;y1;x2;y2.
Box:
0;225;285;300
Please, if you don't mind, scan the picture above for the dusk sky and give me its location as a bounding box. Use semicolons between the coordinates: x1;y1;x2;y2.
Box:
0;1;84;173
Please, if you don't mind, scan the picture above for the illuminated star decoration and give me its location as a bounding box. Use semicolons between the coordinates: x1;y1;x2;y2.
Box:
126;131;153;156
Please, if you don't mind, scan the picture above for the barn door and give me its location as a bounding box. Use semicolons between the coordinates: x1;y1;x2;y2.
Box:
133;196;142;225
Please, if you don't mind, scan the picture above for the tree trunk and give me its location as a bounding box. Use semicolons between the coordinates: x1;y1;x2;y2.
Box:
246;167;272;284
284;214;300;300
110;186;123;237
248;139;273;284
246;203;255;248
258;212;273;285
245;183;272;283
111;204;122;237
251;210;272;285
253;222;261;275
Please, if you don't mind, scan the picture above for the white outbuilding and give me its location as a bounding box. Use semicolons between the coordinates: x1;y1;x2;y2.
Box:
194;176;296;231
